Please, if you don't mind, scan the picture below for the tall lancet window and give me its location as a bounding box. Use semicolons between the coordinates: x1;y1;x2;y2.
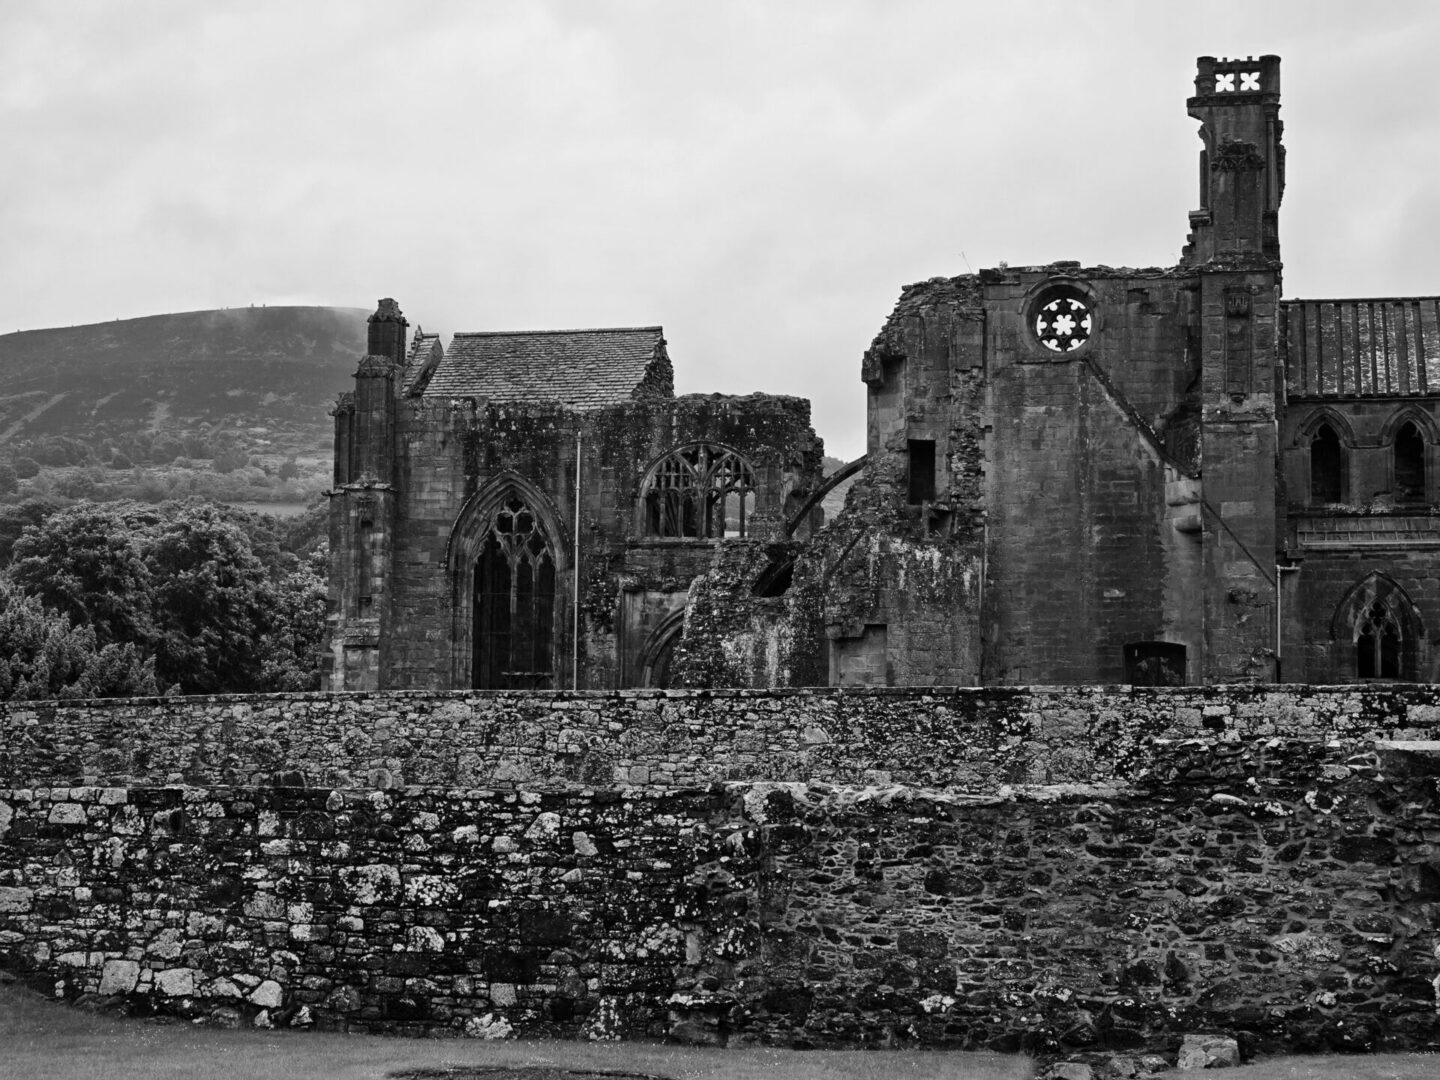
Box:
474;496;556;689
1310;423;1344;504
1395;421;1425;504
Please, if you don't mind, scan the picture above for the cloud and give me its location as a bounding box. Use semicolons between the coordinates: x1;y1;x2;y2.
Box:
7;0;1440;456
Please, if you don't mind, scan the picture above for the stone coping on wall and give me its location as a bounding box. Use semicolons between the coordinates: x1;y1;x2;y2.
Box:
4;683;1440;792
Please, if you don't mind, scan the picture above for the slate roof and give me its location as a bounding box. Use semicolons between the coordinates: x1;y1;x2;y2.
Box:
422;327;669;408
1283;298;1440;397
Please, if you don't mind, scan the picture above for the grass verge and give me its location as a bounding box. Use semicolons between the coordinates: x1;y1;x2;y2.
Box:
0;981;1030;1080
6;981;1436;1080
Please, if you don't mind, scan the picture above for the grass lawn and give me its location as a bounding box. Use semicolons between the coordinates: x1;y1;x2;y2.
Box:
5;981;1437;1080
1228;1054;1440;1080
0;981;1030;1080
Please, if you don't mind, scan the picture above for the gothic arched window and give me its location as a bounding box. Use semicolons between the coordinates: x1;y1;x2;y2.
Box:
643;444;756;539
474;496;556;689
1394;421;1426;504
1310;423;1344;504
1356;601;1402;680
1333;573;1423;684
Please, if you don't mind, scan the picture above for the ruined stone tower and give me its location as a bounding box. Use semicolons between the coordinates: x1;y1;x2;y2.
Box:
805;53;1440;686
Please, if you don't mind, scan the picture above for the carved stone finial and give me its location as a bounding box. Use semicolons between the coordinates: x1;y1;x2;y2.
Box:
369;298;406;324
366;299;408;363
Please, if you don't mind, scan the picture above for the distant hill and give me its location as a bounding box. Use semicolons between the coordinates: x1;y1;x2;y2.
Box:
0;306;368;511
0;306;367;443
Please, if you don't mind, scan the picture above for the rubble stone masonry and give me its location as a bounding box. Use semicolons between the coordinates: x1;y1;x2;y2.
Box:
1;687;1439;1057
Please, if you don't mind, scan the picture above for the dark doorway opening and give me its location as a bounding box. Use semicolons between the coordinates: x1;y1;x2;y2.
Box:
1123;641;1186;686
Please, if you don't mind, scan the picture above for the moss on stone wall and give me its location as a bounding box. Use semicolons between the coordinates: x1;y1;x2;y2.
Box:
3;736;1438;1052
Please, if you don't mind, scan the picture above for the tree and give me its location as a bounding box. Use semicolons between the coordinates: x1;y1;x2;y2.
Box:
52;470;98;499
256;547;327;691
6;499;326;696
0;462;17;497
143;503;274;693
10;503;157;645
212;444;250;474
0;580;157;700
282;500;328;560
0;498;64;565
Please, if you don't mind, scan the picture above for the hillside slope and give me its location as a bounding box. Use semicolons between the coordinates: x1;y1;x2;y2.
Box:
0;306;368;509
0;306;367;443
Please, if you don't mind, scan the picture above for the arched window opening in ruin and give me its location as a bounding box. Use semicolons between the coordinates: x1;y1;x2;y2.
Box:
1394;421;1425;503
1310;423;1344;503
643;444;756;539
1123;641;1186;686
1356;601;1402;680
473;496;556;689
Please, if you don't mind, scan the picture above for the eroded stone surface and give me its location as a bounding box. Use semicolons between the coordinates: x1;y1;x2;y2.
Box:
1177;1034;1241;1069
0;731;1437;1052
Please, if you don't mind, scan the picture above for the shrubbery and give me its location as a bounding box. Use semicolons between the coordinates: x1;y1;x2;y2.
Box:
1;498;328;697
0;581;158;700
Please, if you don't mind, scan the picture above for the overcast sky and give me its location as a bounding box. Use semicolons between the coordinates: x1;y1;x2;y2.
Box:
5;1;1440;459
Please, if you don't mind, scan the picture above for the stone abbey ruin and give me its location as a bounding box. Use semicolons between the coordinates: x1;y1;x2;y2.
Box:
2;56;1439;1065
327;55;1440;695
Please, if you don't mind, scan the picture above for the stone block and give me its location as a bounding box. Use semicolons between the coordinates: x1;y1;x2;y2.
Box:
463;1012;514;1039
489;982;517;1006
155;967;197;997
249;979;285;1009
1177;1034;1240;1069
48;803;87;825
98;959;140;995
0;886;33;913
406;926;445;952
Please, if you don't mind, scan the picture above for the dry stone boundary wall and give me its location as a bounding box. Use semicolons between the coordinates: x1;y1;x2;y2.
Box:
5;685;1440;792
1;686;1439;1058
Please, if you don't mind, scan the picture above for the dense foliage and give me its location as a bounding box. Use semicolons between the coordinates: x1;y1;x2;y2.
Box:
0;581;158;700
1;499;327;698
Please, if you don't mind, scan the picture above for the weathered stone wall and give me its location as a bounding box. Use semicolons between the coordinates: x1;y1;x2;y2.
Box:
980;268;1207;686
735;737;1440;1056
2;732;1438;1054
327;328;825;695
8;686;1440;793
0;783;730;1038
826;275;987;687
1281;401;1440;512
1281;540;1440;684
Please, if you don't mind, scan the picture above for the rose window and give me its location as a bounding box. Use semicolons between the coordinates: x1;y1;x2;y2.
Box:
1034;292;1093;352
